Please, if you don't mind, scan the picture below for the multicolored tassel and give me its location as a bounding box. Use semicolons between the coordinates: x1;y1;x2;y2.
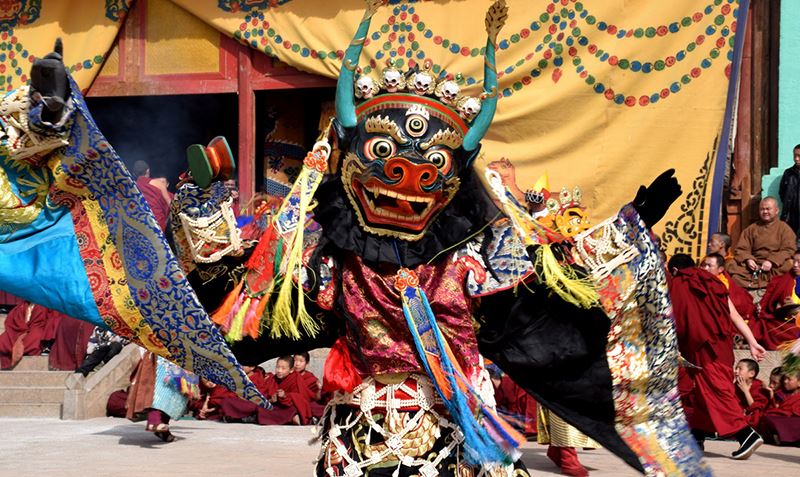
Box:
531;244;599;309
209;140;331;343
394;267;524;466
271;141;331;339
485;168;599;309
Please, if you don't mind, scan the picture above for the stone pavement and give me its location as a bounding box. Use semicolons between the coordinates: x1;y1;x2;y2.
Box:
0;417;797;476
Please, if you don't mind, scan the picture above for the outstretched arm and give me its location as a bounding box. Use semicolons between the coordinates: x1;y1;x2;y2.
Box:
728;297;766;361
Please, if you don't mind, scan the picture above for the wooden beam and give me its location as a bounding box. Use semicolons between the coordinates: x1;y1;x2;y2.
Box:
238;45;256;212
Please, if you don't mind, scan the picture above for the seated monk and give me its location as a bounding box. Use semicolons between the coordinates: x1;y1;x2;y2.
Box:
293;352;326;424
734;359;770;428
191;378;234;421
218;364;271;423
256;356;305;425
218;356;304;425
750;250;800;350
708;232;733;264
0;301;58;369
760;370;800;445
728;197;796;289
700;253;756;324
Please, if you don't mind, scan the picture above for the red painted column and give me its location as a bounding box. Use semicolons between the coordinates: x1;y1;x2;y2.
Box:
237;45;256;212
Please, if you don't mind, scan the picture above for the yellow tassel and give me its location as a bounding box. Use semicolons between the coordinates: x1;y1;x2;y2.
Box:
227;297;250;342
269;141;330;340
533;245;599;309
271;168;320;339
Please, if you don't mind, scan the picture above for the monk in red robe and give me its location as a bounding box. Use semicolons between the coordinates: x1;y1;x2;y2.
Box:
132;160;171;231
699;254;756;324
218;364;272;422
734;359;770;428
749;250;800;350
0;302;56;369
760;370;800;444
670;258;767;459
256;356;305;425
48;314;94;371
191;378;236;421
293;352;326;424
219;356;304;425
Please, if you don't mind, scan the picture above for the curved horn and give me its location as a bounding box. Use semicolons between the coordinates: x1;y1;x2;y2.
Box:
463;0;508;152
335;1;383;128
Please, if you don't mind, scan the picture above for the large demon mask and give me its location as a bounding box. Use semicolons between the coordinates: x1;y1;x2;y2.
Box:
333;0;507;241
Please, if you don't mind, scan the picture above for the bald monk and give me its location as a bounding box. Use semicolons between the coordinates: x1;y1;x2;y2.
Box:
670;262;767;459
708;232;733;263
699;253;756;323
750;250;800;349
728;197;796;289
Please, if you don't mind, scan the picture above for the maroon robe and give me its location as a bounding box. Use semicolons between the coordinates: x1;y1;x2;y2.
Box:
295;370;326;424
107;389;129;418
218;369;303;425
721;271;756;323
671;268;748;436
0;303;51;369
494;375;537;436
735;378;770;428
761;391;800;444
750;273;800;350
191;381;236;421
257;371;303;425
48;315;94;371
136;176;170;231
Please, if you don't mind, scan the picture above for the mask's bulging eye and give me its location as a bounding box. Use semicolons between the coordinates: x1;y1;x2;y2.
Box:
425;149;452;175
405;115;428;137
363;137;397;160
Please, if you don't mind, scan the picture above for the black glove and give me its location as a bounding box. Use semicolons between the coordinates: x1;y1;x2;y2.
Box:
30;38;70;124
631;169;682;228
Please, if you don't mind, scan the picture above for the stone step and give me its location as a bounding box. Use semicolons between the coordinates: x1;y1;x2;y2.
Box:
9;356;50;371
0;402;62;418
0;371;70;387
0;386;66;403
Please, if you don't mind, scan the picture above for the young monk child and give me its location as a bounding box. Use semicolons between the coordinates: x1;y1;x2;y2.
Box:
218;364;271;423
255;355;304;425
760;369;800;445
734;359;769;428
766;367;783;403
293;352;326;424
192;378;235;421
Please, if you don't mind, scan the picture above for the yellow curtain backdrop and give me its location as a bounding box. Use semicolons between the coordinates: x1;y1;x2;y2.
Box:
0;0;130;92
174;0;737;258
